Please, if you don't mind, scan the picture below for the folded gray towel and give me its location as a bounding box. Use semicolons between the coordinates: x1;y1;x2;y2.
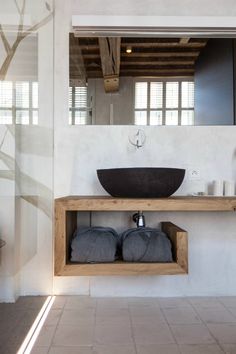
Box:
122;227;173;262
71;227;120;263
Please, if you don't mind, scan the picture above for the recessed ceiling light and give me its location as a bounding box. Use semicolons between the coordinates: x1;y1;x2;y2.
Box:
126;46;132;54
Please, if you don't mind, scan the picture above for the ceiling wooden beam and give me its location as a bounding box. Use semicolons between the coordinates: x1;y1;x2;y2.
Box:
87;72;103;78
120;60;195;66
86;72;194;79
82;52;199;59
84;61;195;69
120;68;194;73
75;44;99;50
71;36;208;79
120;74;194;79
179;37;191;45
98;37;121;92
122;52;199;58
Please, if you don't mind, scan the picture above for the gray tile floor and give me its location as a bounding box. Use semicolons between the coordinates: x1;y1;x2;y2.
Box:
30;296;236;354
0;296;47;354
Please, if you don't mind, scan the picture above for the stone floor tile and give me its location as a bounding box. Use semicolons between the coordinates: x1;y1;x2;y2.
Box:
227;307;236;320
162;307;202;325
35;326;56;347
96;314;131;326
133;323;175;345
158;298;192;309
220;344;236;353
187;297;225;310
195;307;236;324
51;296;68;310
59;308;95;326
207;324;236;343
179;344;224;353
65;296;97;310
44;309;62;326
93;344;136;354
219;297;236;308
31;346;50;354
52;325;94;346
49;346;93;354
129;305;164;319
170;324;216;344
94;323;133;345
96;306;129;318
15;296;47;309
131;314;166;326
136;343;181;354
0;344;24;354
128;297;159;307
96;298;128;308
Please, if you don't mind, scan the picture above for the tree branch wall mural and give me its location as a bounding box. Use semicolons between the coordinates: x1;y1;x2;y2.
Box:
0;0;54;218
0;0;53;79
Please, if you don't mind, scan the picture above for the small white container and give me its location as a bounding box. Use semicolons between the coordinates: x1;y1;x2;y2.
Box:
213;180;224;196
224;180;235;196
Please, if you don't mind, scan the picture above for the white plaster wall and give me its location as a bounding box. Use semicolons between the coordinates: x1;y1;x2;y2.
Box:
72;0;236;16
54;126;236;198
53;0;236;297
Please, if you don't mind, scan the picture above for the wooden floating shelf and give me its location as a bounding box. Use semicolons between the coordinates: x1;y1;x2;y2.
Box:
55;195;236;212
54;196;236;277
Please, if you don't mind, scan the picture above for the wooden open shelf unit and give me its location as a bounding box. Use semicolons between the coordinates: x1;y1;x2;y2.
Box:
54;196;236;276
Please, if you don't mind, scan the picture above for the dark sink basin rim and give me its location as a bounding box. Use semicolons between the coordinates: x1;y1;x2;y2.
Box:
97;167;185;198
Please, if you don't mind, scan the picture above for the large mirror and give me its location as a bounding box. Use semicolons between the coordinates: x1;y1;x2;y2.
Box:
69;34;236;126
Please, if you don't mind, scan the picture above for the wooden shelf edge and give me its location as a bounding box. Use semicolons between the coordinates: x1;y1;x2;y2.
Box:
55;196;236;212
55;262;187;276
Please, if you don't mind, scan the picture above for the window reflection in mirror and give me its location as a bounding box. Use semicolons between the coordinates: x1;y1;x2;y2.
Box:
134;80;194;125
69;35;236;126
0;34;38;125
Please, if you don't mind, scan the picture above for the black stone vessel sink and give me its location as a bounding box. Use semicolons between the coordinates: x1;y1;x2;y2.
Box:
97;168;185;198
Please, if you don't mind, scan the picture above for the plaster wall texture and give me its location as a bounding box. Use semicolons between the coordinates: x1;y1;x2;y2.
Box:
2;0;236;301
72;0;236;16
53;0;236;297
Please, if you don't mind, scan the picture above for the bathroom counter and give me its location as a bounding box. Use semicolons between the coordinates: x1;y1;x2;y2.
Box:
54;196;236;276
55;195;236;212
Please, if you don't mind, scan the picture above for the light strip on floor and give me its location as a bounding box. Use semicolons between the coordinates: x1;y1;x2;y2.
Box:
17;295;56;354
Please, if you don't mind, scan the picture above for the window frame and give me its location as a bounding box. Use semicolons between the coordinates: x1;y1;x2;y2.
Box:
69;85;91;125
0;80;38;125
134;78;194;126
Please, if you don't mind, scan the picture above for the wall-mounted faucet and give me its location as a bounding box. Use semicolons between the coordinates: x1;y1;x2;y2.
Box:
132;211;146;227
129;129;146;149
